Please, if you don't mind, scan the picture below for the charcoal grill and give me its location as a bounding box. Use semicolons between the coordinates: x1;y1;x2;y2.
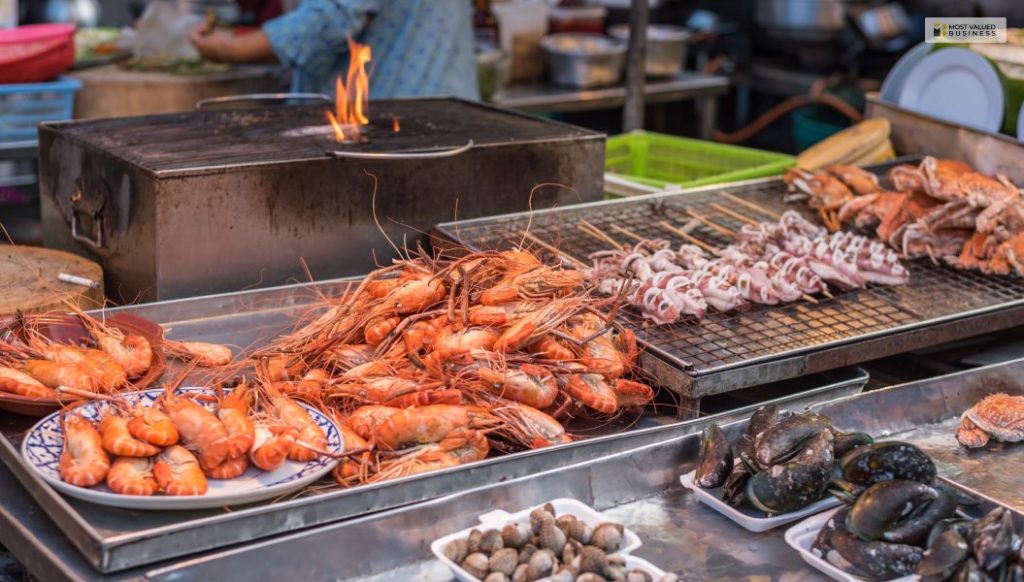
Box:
38;98;603;302
435;160;1024;397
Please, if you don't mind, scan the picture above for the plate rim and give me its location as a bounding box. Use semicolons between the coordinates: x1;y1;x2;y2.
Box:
20;387;342;510
880;41;933;103
896;47;1004;132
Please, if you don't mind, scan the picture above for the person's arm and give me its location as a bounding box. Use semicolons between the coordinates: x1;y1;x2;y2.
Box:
189;28;276;63
261;0;379;73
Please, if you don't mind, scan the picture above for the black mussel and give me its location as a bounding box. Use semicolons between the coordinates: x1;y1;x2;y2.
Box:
969;507;1014;571
883;485;959;545
840;441;937;486
846;480;937;542
953;558;994;582
918;529;970;582
833;431;875;458
746;429;834;515
831;525;924;580
695;423;733;489
722;464;749;507
828;478;866;506
721;463;750;507
753;412;832;468
928;518;975;549
812;507;850;555
736;404;779;461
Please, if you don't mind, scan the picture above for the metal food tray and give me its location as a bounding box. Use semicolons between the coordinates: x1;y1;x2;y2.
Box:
434;163;1024;397
0;278;868;573
817;357;1024;514
128;361;1024;582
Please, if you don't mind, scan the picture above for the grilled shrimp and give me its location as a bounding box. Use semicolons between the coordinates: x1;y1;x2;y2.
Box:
106;457;159;496
204;455;249;480
371;404;494;451
477;363;558;409
95;333;152;378
154;445;208;495
217;386;255;458
493;402;572;449
345;405;400;441
127;406;179;446
0;366;55;399
263;383;327;462
60;414;111;487
160;391;232;469
23;360;96;392
332;427;370;484
98;414;161;457
249;424;297;471
163;340;233;367
565;373;619;414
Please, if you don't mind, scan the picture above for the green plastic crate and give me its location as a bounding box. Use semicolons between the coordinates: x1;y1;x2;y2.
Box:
605;131;795;192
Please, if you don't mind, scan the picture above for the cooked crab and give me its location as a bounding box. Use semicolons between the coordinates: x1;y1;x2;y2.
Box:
955;392;1024;448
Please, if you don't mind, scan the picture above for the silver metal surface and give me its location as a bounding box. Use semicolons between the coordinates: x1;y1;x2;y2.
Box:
608;24;690;78
866;94;1024;183
327;140;474;160
194;92;331;110
136;361;1024;582
755;0;848;44
814;357;1024;514
38;98;604;302
434;164;1024;397
540;33;627;89
0;277;867;573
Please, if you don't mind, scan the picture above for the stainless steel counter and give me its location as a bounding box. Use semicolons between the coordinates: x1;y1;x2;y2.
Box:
493;72;729;139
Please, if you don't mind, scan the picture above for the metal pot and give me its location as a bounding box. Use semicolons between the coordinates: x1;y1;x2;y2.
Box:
607;24;690;77
755;0;849;45
540;33;626;89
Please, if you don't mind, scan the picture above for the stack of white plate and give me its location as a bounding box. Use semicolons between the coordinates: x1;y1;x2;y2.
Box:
881;45;1005;134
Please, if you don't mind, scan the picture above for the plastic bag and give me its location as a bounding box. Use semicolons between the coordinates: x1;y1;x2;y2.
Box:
133;0;203;61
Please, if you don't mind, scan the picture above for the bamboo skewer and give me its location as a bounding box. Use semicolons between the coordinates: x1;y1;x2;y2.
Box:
609;224;648;243
578;220;625;251
719;191;781;220
657;221;717;253
520;231;587;269
686;209;736;237
710;203;759;226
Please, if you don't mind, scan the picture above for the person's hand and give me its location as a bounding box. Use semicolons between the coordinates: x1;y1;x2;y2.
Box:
189;27;234;62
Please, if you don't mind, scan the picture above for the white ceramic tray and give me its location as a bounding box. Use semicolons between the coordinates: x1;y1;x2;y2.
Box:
430;497;645;582
784;507;918;582
680;470;842;533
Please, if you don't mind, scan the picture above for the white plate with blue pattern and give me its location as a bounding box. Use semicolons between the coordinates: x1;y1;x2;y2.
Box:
21;388;343;510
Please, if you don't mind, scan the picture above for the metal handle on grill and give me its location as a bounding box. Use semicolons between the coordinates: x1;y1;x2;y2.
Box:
69;181;106;250
195;93;331;111
327;140;474;160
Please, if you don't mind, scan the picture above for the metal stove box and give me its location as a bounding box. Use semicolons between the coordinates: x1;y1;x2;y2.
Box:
39;98;603;302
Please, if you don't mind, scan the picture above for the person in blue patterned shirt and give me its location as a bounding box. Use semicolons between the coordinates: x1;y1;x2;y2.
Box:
189;0;479;100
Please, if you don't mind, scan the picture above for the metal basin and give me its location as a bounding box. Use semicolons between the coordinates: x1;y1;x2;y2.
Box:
540;33;626;89
608;24;690;77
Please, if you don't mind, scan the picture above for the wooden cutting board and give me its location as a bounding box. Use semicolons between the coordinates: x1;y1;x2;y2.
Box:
0;246;104;315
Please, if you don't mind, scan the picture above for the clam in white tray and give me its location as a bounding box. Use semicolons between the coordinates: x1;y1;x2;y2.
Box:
680;469;842;533
430;498;644;582
785;508;917;582
21;388;343;511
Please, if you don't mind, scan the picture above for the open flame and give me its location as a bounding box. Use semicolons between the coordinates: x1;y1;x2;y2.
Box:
327;37;372;142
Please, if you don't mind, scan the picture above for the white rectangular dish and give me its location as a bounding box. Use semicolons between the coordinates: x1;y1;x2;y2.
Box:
680;470;842;533
784;508;918;582
429;497;644;582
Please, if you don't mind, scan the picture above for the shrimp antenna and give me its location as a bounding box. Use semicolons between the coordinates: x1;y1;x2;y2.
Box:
518;182;575;250
365;169;404;259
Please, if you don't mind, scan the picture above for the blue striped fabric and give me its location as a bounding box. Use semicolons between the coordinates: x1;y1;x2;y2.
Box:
263;0;479;100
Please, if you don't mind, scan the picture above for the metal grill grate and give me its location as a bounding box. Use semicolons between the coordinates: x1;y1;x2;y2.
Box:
436;175;1024;382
